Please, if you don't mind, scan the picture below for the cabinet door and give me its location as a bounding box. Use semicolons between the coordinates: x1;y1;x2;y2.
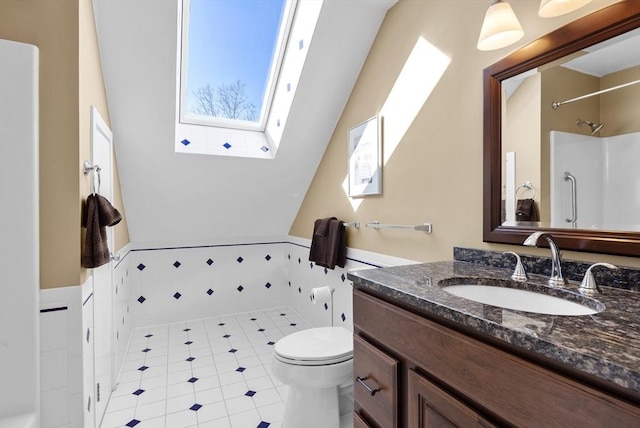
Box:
408;370;497;428
354;335;398;428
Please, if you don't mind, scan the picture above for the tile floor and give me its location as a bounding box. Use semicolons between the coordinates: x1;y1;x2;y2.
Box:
101;307;311;428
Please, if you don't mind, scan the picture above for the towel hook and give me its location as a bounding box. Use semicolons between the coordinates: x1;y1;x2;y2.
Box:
83;161;101;195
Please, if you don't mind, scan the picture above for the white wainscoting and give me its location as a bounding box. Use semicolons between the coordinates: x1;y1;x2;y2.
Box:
39;282;86;428
38;238;416;428
127;238;416;333
129;243;290;328
112;248;135;386
285;236;418;330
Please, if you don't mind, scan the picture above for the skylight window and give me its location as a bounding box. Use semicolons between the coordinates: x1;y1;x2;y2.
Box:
179;0;294;131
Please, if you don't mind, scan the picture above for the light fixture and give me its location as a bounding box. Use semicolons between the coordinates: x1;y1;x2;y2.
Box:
538;0;592;18
477;0;524;51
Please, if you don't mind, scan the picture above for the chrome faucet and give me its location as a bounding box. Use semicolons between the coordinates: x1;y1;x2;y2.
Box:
523;232;567;287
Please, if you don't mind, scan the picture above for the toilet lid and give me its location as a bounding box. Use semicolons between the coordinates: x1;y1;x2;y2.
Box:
274;327;353;365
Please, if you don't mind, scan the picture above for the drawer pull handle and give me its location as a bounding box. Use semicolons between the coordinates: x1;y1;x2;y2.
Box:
356;376;381;396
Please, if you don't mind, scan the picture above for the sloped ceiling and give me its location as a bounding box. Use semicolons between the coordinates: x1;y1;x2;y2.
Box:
93;0;396;248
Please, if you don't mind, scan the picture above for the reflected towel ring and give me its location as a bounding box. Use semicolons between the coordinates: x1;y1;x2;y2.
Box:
516;181;535;199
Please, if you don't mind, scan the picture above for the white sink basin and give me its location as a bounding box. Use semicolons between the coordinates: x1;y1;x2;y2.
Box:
443;284;603;316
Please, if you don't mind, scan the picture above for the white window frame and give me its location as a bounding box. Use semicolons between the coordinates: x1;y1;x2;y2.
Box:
178;0;297;132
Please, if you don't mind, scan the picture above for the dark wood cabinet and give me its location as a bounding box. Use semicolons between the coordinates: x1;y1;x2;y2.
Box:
408;369;496;428
353;289;640;428
353;334;398;428
353;411;373;428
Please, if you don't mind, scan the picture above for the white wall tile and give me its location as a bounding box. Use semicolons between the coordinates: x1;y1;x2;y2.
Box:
41;387;69;427
39;284;85;428
131;243;289;327
68;392;84;428
125;240;412;333
113;250;134;382
40;349;68;392
67;355;83;395
82;292;95;428
285;245;364;330
39;310;67;353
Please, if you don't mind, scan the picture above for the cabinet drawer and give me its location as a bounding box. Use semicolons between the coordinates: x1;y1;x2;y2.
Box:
408;369;496;428
354;290;640;427
354;334;398;428
354;411;374;428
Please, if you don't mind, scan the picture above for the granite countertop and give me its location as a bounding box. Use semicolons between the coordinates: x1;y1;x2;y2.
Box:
348;261;640;395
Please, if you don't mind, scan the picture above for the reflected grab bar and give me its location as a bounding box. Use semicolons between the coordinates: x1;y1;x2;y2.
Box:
564;172;577;224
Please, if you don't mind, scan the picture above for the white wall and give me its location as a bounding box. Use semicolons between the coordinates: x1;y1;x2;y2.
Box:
602;132;640;230
0;39;40;427
92;0;396;248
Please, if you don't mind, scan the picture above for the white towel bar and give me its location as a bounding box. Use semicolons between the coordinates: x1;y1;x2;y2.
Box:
365;221;432;234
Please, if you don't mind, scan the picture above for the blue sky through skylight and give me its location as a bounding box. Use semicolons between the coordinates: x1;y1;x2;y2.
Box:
184;0;286;122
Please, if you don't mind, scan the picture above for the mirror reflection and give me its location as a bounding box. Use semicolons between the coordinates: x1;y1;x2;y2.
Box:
500;28;640;232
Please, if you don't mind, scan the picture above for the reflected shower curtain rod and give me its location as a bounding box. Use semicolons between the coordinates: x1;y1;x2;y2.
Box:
551;79;640;109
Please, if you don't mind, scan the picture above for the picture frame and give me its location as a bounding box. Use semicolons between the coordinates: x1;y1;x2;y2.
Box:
348;115;382;197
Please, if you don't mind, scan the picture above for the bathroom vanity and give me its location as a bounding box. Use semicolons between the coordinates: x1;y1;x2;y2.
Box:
348;262;640;427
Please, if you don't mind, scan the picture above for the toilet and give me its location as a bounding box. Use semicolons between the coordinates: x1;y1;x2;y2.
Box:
271;326;354;428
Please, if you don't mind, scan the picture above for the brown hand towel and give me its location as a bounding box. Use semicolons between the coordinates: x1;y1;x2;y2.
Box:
515;198;539;222
309;217;346;270
82;194;122;268
95;194;122;226
314;217;332;237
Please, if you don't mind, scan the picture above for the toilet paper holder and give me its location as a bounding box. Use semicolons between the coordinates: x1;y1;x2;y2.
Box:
310;287;336;326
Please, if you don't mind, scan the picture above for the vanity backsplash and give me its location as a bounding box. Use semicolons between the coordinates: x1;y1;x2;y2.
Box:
454;247;640;292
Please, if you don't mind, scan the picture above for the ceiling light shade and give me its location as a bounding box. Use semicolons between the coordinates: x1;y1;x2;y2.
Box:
538;0;592;18
477;0;524;51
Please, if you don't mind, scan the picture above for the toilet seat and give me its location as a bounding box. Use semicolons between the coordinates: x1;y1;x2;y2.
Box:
274;327;353;366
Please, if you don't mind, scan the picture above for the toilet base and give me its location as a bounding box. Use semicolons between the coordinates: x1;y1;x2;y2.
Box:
282;385;340;428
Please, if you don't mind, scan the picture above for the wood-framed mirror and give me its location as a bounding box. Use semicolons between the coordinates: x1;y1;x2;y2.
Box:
483;1;640;257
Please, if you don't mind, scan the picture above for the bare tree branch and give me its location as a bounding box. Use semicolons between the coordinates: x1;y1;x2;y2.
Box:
191;80;257;121
192;84;217;116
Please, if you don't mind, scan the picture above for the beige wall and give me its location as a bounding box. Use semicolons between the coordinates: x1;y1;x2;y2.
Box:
601;65;640;136
289;0;639;268
78;0;130;285
540;66;600;219
504;74;542;218
1;0;130;289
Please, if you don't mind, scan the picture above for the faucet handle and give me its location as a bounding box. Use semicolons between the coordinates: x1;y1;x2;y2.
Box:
504;251;527;282
579;262;617;295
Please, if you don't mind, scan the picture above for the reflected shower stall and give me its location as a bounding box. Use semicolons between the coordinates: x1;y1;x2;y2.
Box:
550;130;640;231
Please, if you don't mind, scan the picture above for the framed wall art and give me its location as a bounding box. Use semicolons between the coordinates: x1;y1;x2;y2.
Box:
348;115;382;197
